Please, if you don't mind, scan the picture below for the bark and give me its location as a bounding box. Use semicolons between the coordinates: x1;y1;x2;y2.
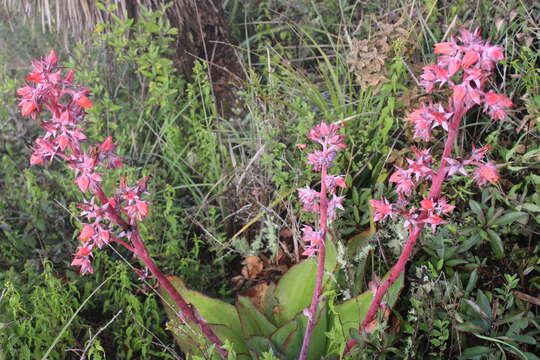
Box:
141;0;244;116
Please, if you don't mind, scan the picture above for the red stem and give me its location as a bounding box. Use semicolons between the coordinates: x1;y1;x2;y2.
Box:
94;187;131;231
131;231;228;357
94;186;228;357
298;164;329;360
344;106;466;354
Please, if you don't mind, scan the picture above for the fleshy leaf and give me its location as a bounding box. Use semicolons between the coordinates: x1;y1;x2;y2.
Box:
236;296;277;337
158;276;249;358
273;239;337;325
246;336;285;359
331;272;404;340
270;305;327;360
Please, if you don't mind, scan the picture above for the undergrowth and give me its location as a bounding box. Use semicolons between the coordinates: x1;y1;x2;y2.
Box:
1;0;539;359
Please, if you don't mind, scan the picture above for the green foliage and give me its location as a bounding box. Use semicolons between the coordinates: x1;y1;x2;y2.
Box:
159;240;404;359
0;261;81;359
1;0;539;359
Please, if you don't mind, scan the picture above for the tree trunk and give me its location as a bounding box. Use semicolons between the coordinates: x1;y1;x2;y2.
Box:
165;0;245;116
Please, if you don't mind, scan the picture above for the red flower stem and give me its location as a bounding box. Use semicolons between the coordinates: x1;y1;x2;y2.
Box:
93;185;228;357
130;231;228;358
111;238;135;252
344;105;466;354
299;164;329;360
94;187;131;231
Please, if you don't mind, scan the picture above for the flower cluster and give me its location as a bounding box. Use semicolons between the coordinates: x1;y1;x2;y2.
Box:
419;28;512;120
18;50;149;274
344;29;513;354
298;121;346;256
371;29;512;230
19;51;229;355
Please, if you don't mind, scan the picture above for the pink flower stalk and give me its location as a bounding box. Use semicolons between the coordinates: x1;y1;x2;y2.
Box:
19;50;228;357
345;29;512;354
298;121;346;360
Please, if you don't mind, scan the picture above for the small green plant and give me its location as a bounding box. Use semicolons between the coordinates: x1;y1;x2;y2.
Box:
455;286;538;360
159;239;404;359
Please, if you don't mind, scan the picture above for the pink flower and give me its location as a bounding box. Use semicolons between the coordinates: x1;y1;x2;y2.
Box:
95;229;111;248
20;100;37;116
307;121;344;143
473;161;500;186
306;150;337;171
445;157;468;177
136;200;149;218
458;28;482;46
437;55;461;77
73;92;93;109
406;156;432;181
390;167;415;198
71;245;94;275
483;92;513;120
369;198;394;222
327;194;345;222
436;197;455;214
468;144;491;163
325;175;346;194
461;50;480;68
420;199;435;212
298;187;320;212
420;65;449;93
434;41;458;56
423;213;447;233
79;224;95;242
302;225;323;256
480;45;504;70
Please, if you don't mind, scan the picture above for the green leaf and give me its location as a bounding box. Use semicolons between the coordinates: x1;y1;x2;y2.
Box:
459;346;491;358
446;259;468;267
469;200;485;225
246;336;284;359
236;297;276;338
158;276;249;357
490;212;527;226
463;299;489;321
522;203;540;213
332;272;404;338
346;229;373;256
334;291;372;336
273;239;337;325
465;269;478;294
265;301;328;360
454;321;485;333
270;317;298;356
523;352;540;360
486;229;504;258
499;335;537;345
477;290;492;320
273;261;315;325
301;304;328;360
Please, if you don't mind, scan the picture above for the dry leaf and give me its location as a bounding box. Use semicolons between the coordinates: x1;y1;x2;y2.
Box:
241;256;264;279
241;283;269;311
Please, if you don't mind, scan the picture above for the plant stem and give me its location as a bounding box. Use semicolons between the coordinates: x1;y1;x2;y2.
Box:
131;231;228;358
298;164;329;360
344;106;466;354
94;186;228;358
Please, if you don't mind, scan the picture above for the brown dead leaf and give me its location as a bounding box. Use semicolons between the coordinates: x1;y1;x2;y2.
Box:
241;283;269;311
347;15;416;92
279;228;293;238
363;305;391;334
242;256;264;279
513;290;540;306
